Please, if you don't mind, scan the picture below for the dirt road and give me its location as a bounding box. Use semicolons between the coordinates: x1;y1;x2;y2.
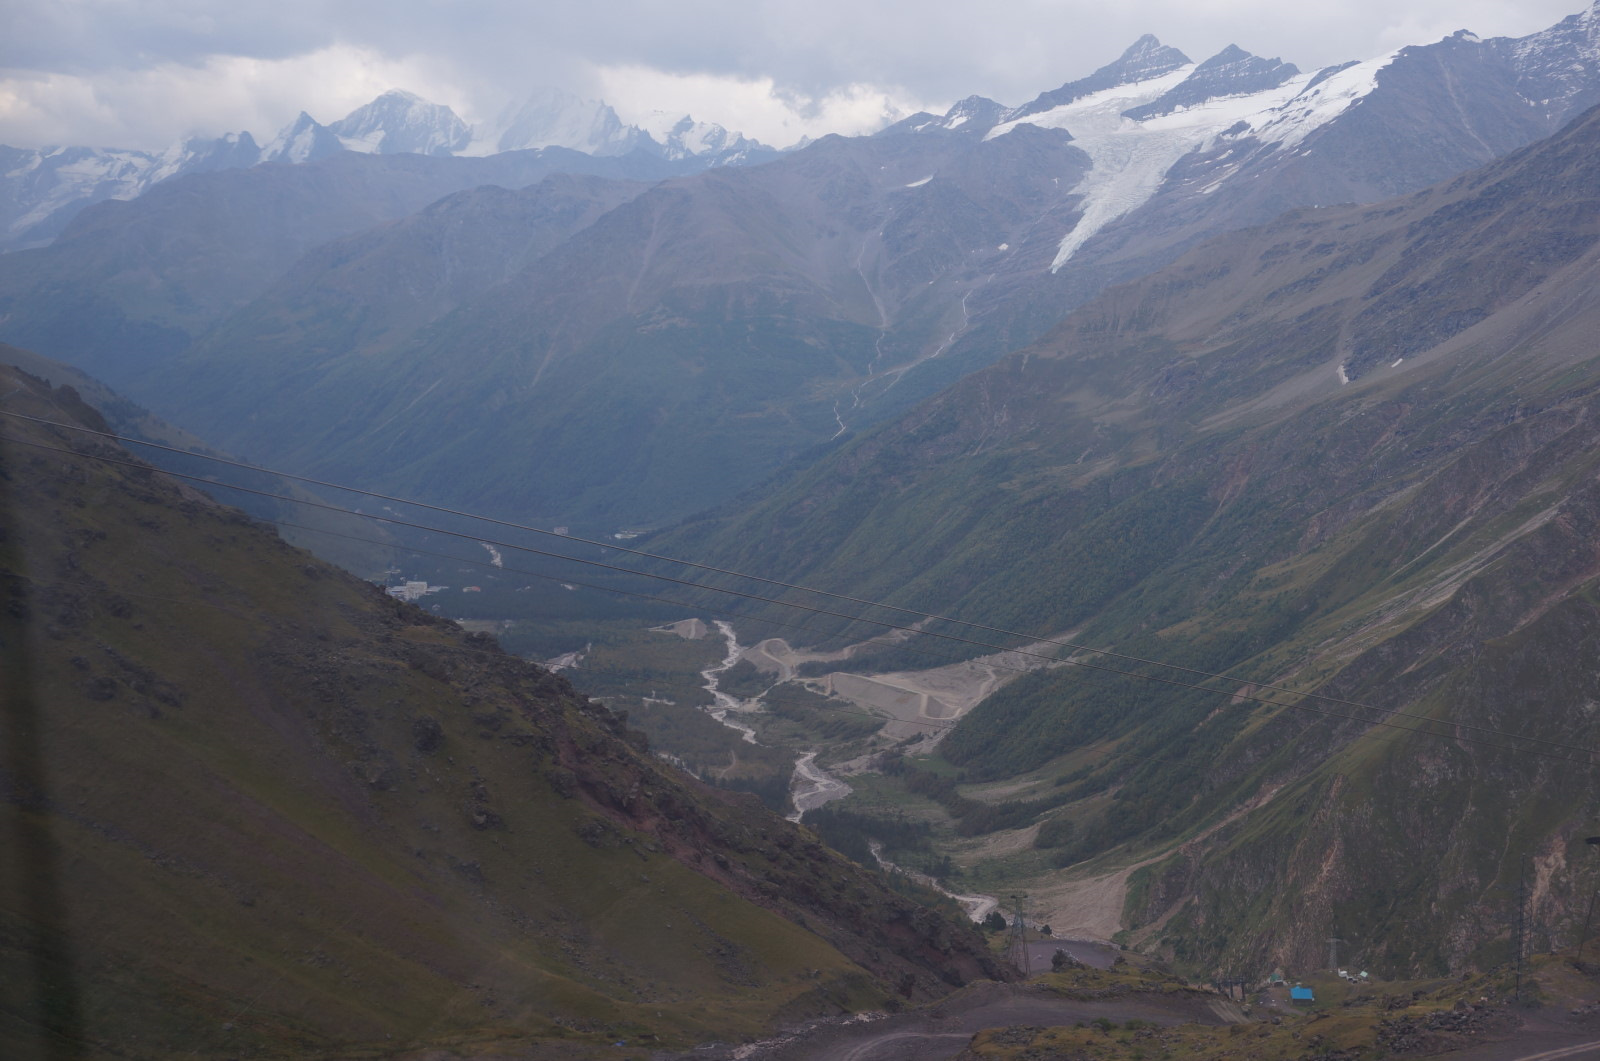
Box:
1017;938;1121;972
668;981;1235;1061
1448;1023;1600;1061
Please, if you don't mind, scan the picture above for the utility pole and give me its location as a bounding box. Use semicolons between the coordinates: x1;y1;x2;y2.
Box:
1578;888;1598;972
1515;855;1527;1001
1327;937;1344;972
1009;893;1030;976
1575;837;1600;972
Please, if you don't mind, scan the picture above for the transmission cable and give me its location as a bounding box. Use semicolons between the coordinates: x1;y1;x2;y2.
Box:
3;408;1587;760
267;517;1493;771
6;429;1598;770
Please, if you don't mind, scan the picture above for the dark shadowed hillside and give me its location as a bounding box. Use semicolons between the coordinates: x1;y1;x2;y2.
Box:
0;364;1007;1059
0;150;673;389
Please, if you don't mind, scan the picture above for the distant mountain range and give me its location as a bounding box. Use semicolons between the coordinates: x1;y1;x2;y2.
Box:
0;87;775;251
4;4;1600;534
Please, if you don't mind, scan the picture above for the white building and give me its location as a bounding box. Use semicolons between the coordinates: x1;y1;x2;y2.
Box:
388;580;429;601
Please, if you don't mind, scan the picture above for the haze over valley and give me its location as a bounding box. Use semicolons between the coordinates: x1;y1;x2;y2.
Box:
8;5;1600;1059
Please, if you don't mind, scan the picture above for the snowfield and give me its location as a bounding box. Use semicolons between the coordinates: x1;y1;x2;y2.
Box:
985;50;1400;272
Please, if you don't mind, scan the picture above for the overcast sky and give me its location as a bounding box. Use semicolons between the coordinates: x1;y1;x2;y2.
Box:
0;0;1588;151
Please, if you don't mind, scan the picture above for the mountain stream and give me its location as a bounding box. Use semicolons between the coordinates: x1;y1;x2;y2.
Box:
701;622;994;921
699;620;851;820
869;841;998;924
701;620;758;744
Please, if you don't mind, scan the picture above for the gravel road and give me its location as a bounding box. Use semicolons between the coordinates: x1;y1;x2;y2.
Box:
666;981;1234;1061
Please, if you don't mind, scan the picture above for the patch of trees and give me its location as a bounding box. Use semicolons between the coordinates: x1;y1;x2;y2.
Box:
717;659;771;698
878;752;1070;838
801;805;936;867
1034;713;1246;867
766;686;885;741
712;772;792;814
1034;815;1076;848
626;697;795;808
819;634;986;677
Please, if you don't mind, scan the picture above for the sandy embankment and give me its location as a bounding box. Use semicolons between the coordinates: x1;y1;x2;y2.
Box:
747;634;1066;739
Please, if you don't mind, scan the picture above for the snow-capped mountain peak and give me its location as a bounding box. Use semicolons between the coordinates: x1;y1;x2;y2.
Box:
985;44;1384;271
1507;0;1600;112
885;95;1008;137
261;111;344;164
637;112;768;161
0;84;775;249
1111;34;1197;84
1009;34;1193;120
148;131;261;184
479;88;647;157
1123;44;1300;120
8;4;1600;262
940;95;1007;131
327;90;471;157
471;88;769;163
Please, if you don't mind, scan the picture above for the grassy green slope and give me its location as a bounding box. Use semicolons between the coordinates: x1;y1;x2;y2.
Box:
648;106;1600;976
0;366;1007;1059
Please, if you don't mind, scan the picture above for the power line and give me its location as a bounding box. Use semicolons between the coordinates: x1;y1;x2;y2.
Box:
270;517;1214;763
271;522;962;734
7;409;1590;760
7;428;1595;769
231;519;1451;772
14;556;1198;777
5;428;1599;769
0;521;958;738
282;519;1232;763
8;433;1589;864
0;517;1385;779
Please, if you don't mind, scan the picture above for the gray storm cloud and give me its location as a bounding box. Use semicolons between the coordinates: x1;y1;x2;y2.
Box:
0;0;1586;149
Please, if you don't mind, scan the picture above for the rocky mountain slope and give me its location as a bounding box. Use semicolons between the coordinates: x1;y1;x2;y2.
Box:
653;100;1600;977
939;3;1600;397
0;342;399;576
0;134;265;252
162;118;1092;528
184;172;651;383
0;363;1007;1058
0;153;669;390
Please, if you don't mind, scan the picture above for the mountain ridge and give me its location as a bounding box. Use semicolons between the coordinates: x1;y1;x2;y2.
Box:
641;98;1600;975
0;87;775;252
10;6;1600;536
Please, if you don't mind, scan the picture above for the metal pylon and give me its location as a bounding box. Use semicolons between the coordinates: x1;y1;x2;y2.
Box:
1009;893;1030;975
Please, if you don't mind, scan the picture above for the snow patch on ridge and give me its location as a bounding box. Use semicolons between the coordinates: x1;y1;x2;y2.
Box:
1247;50;1398;150
987;48;1399;273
